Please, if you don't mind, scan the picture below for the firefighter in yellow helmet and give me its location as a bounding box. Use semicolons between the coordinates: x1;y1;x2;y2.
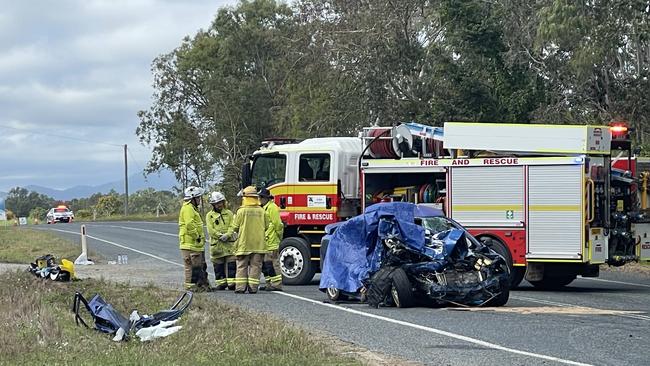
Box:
206;191;236;290
259;188;284;291
221;186;269;293
179;186;210;291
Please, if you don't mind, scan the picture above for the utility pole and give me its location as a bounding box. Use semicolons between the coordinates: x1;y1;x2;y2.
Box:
124;144;129;216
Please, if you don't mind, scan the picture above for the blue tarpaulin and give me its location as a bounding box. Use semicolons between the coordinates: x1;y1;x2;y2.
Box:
319;202;431;293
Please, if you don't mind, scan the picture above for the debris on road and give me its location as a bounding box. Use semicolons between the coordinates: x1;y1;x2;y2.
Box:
28;254;76;281
449;306;646;316
320;202;511;308
72;290;192;341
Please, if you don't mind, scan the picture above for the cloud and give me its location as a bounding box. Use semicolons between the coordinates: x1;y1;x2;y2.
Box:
0;0;236;191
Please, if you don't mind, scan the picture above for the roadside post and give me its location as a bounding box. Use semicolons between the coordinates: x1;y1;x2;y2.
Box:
74;225;94;265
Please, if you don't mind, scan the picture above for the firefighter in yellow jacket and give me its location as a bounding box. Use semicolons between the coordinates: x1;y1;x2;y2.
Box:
206;191;236;290
259;188;284;291
178;186;209;291
221;186;269;293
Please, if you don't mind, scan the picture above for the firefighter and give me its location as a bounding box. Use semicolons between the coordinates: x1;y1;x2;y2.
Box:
259;188;284;291
179;186;210;291
206;191;236;290
220;186;269;293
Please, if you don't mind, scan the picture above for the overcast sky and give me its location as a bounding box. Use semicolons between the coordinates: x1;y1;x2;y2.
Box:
0;0;237;191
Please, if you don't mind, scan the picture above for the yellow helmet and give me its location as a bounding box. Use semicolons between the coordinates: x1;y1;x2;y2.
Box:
59;259;76;280
241;186;259;197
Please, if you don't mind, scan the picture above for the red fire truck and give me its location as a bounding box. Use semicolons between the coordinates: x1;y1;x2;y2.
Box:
242;122;650;286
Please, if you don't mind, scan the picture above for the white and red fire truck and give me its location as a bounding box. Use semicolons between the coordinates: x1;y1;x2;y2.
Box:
242;122;650;286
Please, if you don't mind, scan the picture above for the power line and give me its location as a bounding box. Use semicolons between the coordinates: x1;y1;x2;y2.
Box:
0;123;123;148
127;146;148;176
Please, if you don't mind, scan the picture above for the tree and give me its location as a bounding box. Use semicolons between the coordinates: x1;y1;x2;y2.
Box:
534;0;650;142
94;192;122;217
128;188;180;215
5;187;54;217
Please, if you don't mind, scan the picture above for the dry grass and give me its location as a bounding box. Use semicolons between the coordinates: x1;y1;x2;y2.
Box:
0;227;89;264
0;271;358;365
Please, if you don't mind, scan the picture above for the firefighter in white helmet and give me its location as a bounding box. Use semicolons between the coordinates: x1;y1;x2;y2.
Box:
178;186;210;291
206;191;236;290
221;186;269;293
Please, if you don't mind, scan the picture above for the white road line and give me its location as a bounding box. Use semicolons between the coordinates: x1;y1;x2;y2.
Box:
106;225;178;237
47;228;182;267
274;292;592;366
577;276;650;289
39;226;641;362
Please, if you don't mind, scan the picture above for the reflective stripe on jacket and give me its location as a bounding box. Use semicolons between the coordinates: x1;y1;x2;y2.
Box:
178;201;204;252
263;201;283;251
206;208;234;259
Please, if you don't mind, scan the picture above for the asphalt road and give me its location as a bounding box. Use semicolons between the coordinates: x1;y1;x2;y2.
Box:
39;221;650;366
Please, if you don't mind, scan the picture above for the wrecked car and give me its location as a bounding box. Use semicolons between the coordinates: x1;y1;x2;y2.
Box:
319;202;510;308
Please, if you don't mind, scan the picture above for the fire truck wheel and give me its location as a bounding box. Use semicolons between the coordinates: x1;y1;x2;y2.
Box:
529;275;576;290
479;237;523;288
390;268;415;308
280;237;316;285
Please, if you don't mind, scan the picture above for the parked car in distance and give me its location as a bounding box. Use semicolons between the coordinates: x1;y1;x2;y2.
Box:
47;205;74;224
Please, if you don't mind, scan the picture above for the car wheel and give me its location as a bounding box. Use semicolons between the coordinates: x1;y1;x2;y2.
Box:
485;264;510;307
326;287;341;301
390;268;415;308
279;237;316;285
486;287;510;307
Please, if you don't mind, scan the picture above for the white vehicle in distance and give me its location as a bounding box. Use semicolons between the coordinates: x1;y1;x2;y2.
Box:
47;205;74;224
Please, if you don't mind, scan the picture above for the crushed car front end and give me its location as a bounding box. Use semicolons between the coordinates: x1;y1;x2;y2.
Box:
320;202;511;308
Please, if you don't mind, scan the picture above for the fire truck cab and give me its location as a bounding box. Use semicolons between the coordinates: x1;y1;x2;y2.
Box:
244;137;362;284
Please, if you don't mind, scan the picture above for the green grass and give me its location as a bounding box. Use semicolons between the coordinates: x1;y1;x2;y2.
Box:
0;225;358;365
0;227;91;263
0;271;359;365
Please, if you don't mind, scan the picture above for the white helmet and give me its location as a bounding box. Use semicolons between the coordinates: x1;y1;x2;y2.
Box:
183;186;205;200
209;192;226;204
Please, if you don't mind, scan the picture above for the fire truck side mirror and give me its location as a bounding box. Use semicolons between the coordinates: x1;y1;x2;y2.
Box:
241;162;252;188
279;197;286;209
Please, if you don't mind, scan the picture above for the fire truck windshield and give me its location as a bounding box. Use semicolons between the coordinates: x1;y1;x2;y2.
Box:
251;153;286;188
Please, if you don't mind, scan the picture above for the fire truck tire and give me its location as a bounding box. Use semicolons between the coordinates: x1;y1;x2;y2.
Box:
529;275;576;290
280;237;316;285
390;268;415;308
479;236;523;288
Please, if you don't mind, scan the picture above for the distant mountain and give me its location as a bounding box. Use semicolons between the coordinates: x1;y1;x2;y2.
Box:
25;170;179;200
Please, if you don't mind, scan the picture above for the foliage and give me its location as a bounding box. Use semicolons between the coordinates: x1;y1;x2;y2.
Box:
94;191;122;217
28;207;47;221
0;228;89;263
127;188;180;215
138;0;650;190
75;209;91;219
5;187;55;218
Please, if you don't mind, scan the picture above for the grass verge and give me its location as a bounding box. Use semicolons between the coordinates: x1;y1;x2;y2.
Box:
0;271;358;365
0;227;91;264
